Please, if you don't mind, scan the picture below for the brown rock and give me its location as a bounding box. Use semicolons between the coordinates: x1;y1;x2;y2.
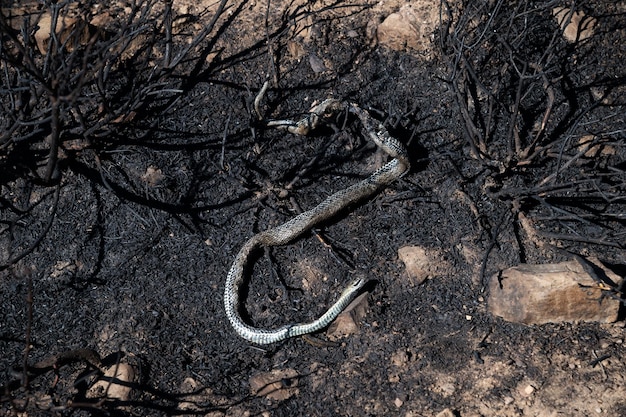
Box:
33;12;99;55
376;2;441;52
577;135;615;158
398;245;447;286
140;166;164;187
87;362;136;401
249;368;299;401
326;291;368;340
377;6;419;51
553;7;596;43
488;258;621;325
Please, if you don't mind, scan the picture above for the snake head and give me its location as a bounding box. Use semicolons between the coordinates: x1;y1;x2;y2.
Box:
343;276;367;295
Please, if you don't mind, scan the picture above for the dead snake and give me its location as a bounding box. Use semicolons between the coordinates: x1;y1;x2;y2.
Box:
224;100;410;344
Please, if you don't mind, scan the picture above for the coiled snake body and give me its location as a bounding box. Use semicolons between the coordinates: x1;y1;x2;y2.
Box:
224;99;410;344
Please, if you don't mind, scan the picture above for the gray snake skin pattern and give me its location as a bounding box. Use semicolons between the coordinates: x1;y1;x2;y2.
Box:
224;99;410;344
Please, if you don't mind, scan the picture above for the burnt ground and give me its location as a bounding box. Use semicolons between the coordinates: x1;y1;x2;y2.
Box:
1;0;626;416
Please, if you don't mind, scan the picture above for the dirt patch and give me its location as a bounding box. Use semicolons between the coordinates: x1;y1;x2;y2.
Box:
1;0;625;416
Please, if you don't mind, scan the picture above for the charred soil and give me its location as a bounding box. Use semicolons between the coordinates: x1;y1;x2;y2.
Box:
1;1;625;416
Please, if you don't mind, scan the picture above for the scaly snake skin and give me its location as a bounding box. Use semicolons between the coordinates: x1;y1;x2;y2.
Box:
224;100;410;344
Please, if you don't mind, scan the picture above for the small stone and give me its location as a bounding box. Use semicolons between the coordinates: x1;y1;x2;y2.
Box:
523;385;535;396
141;166;164;187
391;349;410;368
388;374;400;383
180;377;199;393
287;40;305;59
34;394;53;410
515;381;537;398
488;257;621;325
308;53;327;73
439;382;456;397
394;397;404;408
435;408;456;417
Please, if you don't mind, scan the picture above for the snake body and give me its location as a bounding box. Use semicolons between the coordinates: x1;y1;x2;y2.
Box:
224;100;410;344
